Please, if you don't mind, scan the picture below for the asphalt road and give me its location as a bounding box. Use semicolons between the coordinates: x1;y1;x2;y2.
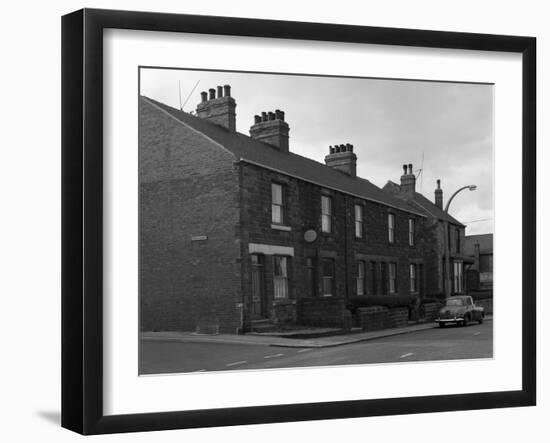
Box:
140;320;492;375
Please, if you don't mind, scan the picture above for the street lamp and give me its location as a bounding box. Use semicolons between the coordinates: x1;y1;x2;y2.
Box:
443;184;477;298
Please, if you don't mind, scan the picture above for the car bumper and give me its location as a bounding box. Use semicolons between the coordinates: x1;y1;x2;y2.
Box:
435;317;464;324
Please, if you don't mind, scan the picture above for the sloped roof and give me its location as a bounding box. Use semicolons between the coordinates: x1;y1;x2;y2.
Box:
463;234;493;255
383;180;464;226
142;96;425;217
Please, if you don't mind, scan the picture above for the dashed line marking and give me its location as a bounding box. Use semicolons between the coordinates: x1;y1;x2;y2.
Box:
298;349;313;353
264;353;284;359
225;361;247;367
399;352;414;359
192;369;206;372
474;332;481;336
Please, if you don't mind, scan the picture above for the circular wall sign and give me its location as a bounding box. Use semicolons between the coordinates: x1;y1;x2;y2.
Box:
304;229;318;243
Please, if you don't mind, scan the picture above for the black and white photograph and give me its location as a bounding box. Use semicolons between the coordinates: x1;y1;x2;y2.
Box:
138;68;494;375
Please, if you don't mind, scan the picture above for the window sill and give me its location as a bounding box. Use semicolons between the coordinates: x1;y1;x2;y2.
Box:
271;224;292;232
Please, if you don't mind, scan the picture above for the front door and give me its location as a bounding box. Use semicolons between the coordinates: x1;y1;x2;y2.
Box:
251;254;266;318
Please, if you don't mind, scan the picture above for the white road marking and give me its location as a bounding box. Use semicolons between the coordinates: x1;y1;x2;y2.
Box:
225;361;247;367
298;349;313;353
399;352;414;359
264;353;285;359
474;332;481;336
193;369;206;372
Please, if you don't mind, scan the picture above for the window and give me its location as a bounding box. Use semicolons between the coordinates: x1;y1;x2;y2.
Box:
380;263;387;294
388;213;395;244
271;183;284;224
322;258;335;296
389;263;397;293
455;228;461;253
321;195;332;233
273;256;289;298
356;261;366;295
369;261;377;295
453;261;463;293
409;263;417;292
306;257;317;297
408;218;415;246
354;204;363;238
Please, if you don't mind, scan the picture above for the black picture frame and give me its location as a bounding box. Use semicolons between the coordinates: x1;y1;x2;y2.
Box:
61;8;536;435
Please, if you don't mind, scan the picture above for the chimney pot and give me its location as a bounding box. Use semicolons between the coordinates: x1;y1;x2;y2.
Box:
437;179;441;189
262;112;268;122
340;144;346;152
408;164;413;174
335;145;340;153
196;87;237;131
254;115;261;124
275;110;284;121
268;112;275;121
223;84;231;97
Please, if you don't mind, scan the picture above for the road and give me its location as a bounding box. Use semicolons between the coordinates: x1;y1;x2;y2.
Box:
140;320;492;375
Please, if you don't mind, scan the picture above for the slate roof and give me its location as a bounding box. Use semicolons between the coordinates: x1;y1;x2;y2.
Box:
142;96;426;217
383;181;464;226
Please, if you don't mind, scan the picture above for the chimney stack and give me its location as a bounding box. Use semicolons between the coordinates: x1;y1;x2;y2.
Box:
249;109;290;152
434;179;443;209
324;143;357;176
400;163;416;195
196;84;236;132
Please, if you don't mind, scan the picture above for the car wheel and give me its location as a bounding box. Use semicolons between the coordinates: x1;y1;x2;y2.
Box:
463;314;471;327
478;316;484;324
439;322;445;328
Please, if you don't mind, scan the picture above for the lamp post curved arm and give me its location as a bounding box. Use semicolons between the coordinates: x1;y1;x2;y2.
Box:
444;185;477;213
443;184;477;298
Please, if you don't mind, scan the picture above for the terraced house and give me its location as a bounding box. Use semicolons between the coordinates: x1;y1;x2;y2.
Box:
139;85;460;334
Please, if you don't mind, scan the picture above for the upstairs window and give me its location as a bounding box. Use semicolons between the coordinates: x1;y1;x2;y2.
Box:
388;213;395;244
271;183;284;224
408;218;415;246
356;261;366;296
354;204;364;238
321;195;332;233
273;256;289;298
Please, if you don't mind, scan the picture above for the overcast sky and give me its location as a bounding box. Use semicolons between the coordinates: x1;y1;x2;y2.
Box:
140;68;494;236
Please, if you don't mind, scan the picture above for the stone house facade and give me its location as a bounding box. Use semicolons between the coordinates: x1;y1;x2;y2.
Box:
139;85;463;334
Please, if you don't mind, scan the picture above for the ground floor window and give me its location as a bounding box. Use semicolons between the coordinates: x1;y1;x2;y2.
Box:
453;260;464;293
356;261;365;295
380;262;387;294
409;263;417;292
389;262;397;293
369;261;377;295
322;258;335;296
273;255;289;299
306;257;317;297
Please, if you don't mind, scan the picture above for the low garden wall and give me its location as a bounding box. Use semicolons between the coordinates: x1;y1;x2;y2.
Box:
355;306;409;332
298;298;346;328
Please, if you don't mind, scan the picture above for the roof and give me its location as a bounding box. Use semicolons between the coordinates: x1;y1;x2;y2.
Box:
383;181;464;226
142;96;425;217
463;234;493;255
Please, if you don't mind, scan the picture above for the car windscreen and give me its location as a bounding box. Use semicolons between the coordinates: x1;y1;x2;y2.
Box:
446;299;464;306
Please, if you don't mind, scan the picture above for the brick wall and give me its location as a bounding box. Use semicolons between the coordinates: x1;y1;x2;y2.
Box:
356;306;409;331
298;298;346;327
239;162;430;328
139;98;242;333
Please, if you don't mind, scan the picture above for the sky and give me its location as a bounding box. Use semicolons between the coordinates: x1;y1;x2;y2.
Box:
140;68;494;236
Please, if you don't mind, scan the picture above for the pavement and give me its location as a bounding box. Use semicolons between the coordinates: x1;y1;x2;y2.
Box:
141;317;491;349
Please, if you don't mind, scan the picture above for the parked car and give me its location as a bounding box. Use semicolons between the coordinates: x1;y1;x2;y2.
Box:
435;296;485;327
